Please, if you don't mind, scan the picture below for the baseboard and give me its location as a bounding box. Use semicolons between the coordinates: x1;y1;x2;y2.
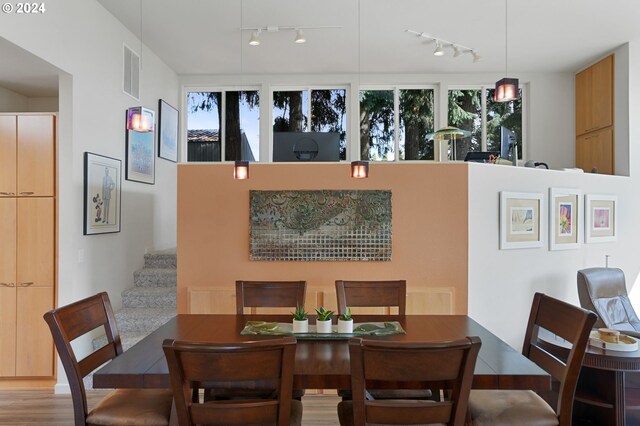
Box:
54;383;71;394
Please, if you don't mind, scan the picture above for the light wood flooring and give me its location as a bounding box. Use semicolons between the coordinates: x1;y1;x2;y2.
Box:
0;390;341;425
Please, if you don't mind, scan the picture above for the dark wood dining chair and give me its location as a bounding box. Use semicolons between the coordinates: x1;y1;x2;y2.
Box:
468;292;597;426
43;292;172;426
335;280;406;315
236;280;306;314
163;336;302;426
337;336;481;426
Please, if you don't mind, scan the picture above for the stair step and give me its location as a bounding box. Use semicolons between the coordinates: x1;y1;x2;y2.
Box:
122;287;176;308
115;308;176;333
144;249;176;269
133;268;176;287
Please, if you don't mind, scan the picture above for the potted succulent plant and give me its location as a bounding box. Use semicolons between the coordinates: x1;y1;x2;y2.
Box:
291;305;309;333
337;307;353;333
315;306;334;333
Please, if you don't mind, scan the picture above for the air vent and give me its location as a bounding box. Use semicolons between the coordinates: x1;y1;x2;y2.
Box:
123;44;140;100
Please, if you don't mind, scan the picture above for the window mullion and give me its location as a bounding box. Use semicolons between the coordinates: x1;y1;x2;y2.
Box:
221;91;226;161
481;87;487;152
394;87;400;162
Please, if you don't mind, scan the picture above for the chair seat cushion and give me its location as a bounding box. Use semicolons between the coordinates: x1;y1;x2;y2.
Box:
468;390;559;426
86;388;173;426
337;400;445;426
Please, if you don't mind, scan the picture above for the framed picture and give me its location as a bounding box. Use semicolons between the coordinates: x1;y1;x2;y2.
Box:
84;152;121;235
500;191;545;250
158;99;178;162
549;188;582;250
126;109;155;184
585;194;617;243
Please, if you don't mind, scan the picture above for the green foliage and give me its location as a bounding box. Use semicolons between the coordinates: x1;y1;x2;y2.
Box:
315;306;334;321
339;307;352;321
291;305;308;321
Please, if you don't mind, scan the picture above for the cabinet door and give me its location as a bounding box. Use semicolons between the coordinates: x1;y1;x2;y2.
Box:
17;198;54;287
591;55;613;131
16;285;53;376
0;286;17;377
0;198;16;286
575;67;592;136
576;127;613;175
17;115;55;197
0;115;17;196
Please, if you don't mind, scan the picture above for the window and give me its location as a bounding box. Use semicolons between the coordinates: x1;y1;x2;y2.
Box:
447;87;522;161
186;90;260;162
273;88;346;161
360;88;435;161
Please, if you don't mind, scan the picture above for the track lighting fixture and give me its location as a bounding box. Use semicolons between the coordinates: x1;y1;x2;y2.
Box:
241;25;341;45
406;29;479;63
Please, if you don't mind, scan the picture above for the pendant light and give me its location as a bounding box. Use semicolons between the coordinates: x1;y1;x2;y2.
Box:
494;0;519;102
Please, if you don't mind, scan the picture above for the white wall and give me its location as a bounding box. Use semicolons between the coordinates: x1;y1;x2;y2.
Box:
0;0;179;389
27;97;58;112
0;85;28;111
180;71;575;169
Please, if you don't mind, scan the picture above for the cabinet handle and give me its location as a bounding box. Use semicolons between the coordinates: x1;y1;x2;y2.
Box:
0;192;15;195
19;192;34;195
17;281;34;287
0;282;16;287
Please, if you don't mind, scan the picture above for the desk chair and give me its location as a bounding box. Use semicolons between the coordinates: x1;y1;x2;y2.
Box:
468;292;597;426
163;336;302;426
236;280;306;314
43;292;172;426
335;280;406;315
577;267;640;337
337;336;481;426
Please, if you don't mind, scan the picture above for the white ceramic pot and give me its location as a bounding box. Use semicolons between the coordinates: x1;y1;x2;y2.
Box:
292;318;308;333
316;319;333;334
338;319;354;334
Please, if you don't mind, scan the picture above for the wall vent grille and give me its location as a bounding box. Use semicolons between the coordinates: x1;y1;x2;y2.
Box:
123;44;140;100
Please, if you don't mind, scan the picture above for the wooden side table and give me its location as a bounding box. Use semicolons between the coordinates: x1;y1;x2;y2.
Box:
540;332;640;426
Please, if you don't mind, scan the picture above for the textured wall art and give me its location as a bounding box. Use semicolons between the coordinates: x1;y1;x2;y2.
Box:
250;190;392;261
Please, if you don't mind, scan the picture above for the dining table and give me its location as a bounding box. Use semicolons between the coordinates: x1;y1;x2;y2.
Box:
93;314;550;424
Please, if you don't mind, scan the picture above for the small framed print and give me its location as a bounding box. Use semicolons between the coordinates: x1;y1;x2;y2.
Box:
158;99;178;162
585;194;617;243
500;191;545;250
84;152;121;235
549;188;582;250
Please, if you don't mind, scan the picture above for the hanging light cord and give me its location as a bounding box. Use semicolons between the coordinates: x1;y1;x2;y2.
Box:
504;0;508;76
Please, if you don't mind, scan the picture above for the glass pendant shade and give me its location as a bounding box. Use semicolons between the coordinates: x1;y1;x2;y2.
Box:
127;107;155;132
494;78;519;102
234;161;249;179
350;161;369;178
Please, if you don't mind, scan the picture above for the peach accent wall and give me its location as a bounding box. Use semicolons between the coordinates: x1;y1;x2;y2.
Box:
177;162;468;314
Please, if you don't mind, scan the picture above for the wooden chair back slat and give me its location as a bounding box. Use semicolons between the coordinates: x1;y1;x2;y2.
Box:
335;280;406;315
349;336;481;426
163;336;297;426
43;292;123;426
522;293;597;426
236;281;306;314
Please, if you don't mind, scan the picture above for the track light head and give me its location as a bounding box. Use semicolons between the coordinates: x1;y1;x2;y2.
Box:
433;41;444;57
472;51;481;63
249;31;261;46
294;29;306;44
452;45;462;58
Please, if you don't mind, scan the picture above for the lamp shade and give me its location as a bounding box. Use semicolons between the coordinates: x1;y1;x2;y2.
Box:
127;107;155;132
234;161;249;179
494;78;519;102
351;161;369;178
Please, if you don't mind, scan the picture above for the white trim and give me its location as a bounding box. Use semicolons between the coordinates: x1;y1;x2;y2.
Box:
54;383;71;394
549;187;582;251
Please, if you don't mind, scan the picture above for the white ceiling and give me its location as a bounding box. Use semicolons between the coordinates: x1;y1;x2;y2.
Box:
3;0;640;97
96;0;640;75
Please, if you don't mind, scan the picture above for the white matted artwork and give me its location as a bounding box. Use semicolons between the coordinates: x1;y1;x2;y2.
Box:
84;152;121;235
500;191;545;250
585;194;617;243
549;188;582;250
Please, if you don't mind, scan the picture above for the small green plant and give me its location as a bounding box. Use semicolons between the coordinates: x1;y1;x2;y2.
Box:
315;306;334;321
291;305;308;321
339;307;352;321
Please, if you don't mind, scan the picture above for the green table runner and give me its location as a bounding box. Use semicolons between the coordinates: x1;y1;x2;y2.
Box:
241;321;405;339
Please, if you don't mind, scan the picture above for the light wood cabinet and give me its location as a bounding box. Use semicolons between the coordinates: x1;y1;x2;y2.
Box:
0;115;55;197
576;127;614;175
575;55;614;175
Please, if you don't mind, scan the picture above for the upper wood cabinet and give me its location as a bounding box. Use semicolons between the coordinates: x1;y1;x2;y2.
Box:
575;55;613;136
0;114;55;197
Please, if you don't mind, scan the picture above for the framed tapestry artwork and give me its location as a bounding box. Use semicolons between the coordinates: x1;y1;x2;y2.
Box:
500;191;544;250
585;194;617;243
126;109;156;184
549;187;582;251
158;99;178;162
84;152;121;235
